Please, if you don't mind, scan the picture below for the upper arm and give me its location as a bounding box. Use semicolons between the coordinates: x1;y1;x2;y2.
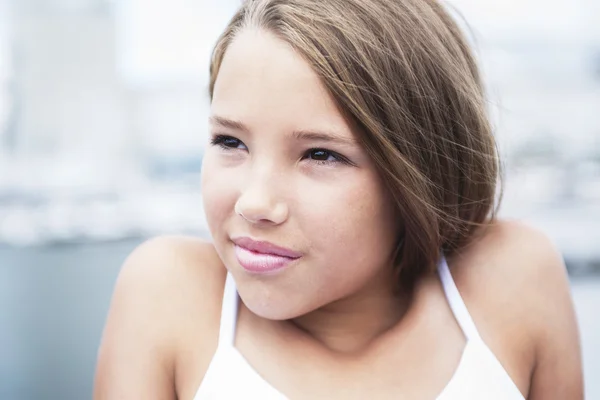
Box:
524;232;584;399
93;236;225;400
453;220;584;399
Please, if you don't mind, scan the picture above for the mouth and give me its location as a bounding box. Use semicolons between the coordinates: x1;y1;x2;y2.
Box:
231;237;302;274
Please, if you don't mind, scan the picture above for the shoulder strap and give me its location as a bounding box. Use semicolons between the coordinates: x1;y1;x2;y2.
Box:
218;273;239;346
437;256;481;341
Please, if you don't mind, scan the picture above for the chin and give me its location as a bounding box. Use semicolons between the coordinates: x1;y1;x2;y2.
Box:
237;283;309;321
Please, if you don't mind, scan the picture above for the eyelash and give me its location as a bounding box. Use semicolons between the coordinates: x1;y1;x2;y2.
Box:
210;134;246;150
209;134;350;165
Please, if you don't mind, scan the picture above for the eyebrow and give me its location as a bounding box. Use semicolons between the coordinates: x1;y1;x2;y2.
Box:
209;115;250;132
291;129;357;147
210;115;357;147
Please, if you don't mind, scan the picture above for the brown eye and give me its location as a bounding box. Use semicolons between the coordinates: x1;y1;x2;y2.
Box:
303;148;350;165
309;149;331;161
222;137;242;148
210;135;247;150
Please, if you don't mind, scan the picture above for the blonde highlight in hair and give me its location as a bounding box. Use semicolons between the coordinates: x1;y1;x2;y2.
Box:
209;0;501;289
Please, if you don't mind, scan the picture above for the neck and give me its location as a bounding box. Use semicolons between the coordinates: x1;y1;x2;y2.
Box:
290;270;411;355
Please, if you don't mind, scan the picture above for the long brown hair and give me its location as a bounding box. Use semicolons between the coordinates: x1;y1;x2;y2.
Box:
209;0;500;289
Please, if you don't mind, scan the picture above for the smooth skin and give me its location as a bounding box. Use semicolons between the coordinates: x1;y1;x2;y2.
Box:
94;29;583;399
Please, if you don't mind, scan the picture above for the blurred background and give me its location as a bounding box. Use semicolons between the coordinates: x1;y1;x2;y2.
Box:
0;0;598;398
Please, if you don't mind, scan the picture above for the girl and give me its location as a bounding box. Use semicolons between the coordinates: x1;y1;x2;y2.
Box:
94;0;583;398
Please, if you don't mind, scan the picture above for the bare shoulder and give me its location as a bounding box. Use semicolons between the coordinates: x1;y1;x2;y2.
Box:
451;219;569;293
449;219;583;399
451;219;574;328
113;235;226;310
94;235;227;400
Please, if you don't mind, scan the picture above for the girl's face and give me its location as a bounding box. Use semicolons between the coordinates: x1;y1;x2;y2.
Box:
202;29;399;320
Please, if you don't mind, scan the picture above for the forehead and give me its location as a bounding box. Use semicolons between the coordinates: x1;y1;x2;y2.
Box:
211;28;351;136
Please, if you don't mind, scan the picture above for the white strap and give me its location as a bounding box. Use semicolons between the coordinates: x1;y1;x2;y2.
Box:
218;273;239;346
438;256;481;341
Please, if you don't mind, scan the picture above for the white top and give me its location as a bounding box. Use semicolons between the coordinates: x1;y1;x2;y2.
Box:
194;257;526;399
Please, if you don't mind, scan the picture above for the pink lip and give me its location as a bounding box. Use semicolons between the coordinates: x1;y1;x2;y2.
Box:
232;237;302;258
231;237;302;274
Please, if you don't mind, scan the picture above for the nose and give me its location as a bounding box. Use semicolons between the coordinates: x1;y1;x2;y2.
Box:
234;170;289;225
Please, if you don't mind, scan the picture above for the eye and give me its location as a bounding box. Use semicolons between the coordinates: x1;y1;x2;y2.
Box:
304;148;347;164
210;134;247;150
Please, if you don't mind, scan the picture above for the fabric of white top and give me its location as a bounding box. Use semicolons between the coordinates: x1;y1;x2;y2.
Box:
193;257;526;399
437;256;481;342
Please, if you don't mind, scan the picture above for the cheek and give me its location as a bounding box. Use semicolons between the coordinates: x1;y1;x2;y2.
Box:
300;173;397;264
201;153;237;235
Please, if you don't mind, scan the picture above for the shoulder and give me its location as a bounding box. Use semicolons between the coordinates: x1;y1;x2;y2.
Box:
451;219;569;293
94;236;227;399
112;235;227;333
115;235;226;304
451;219;573;324
448;219;583;397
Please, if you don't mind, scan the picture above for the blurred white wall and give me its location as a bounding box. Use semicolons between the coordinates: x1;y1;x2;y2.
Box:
450;0;597;45
0;0;12;147
111;0;241;157
12;9;130;155
116;0;239;86
7;0;240;158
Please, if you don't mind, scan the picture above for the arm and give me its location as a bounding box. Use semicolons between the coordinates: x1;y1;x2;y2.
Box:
455;220;584;399
93;236;225;399
527;242;584;399
93;238;180;399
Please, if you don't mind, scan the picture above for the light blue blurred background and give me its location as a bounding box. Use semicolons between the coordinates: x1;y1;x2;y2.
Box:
0;0;598;399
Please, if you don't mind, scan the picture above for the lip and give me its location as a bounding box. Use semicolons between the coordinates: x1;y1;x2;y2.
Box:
232;237;302;258
231;237;302;274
